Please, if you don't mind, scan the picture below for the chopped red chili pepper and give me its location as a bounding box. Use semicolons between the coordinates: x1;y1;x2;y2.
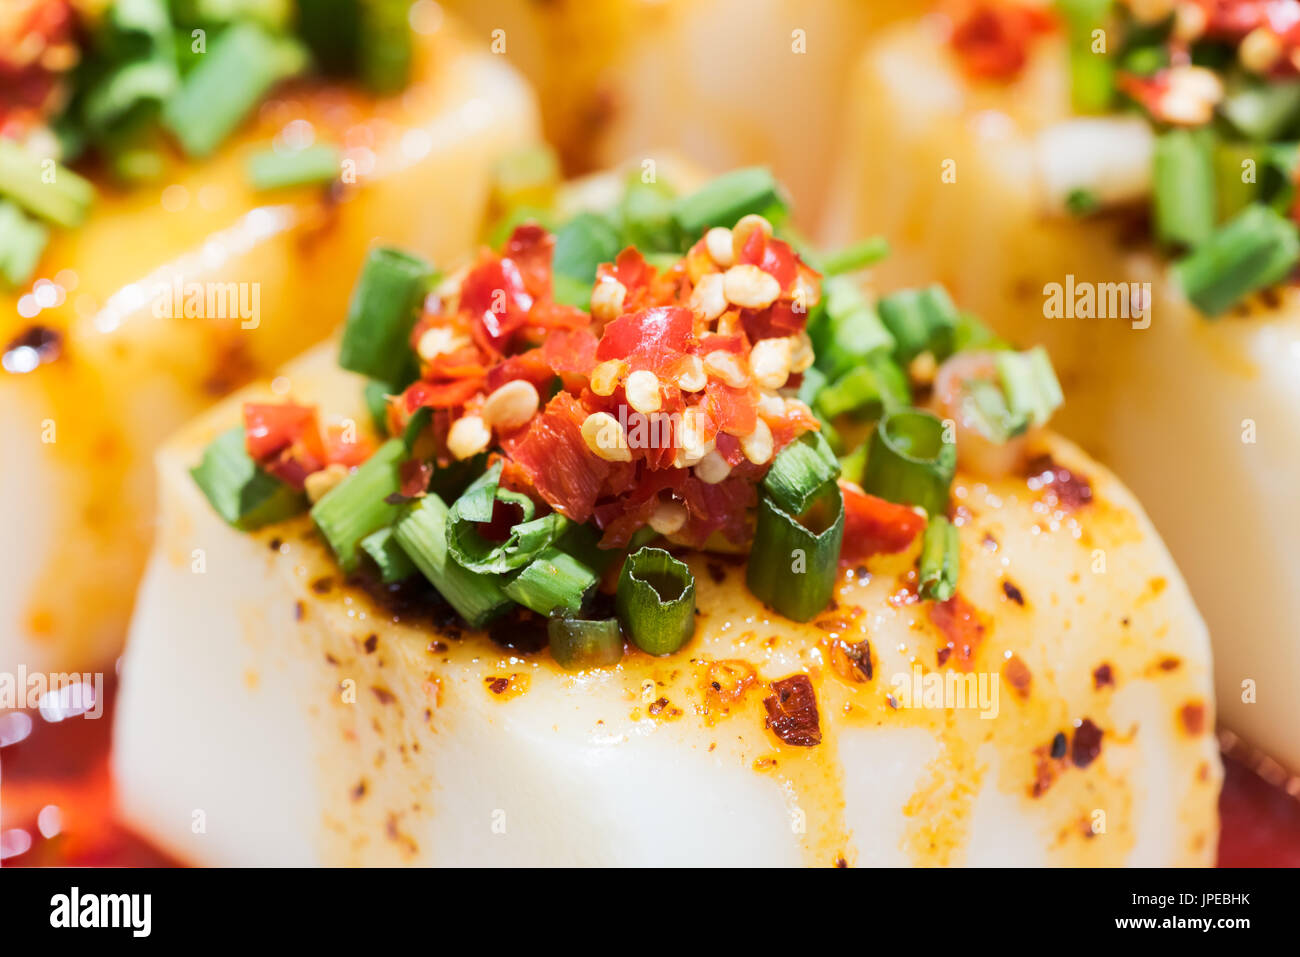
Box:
763;674;822;747
838;480;926;564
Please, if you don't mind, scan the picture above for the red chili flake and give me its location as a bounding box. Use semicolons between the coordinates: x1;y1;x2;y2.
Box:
371;686;396;705
763;675;822;747
486;677;510;695
838;481;925;564
3;324;63;373
1001;580;1025;606
1093;663;1114;689
1071;718;1103;768
1180;701;1207;736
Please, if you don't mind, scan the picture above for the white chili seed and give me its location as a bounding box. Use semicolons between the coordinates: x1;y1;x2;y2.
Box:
482;379;539;431
447;415;491;460
581;411;632;462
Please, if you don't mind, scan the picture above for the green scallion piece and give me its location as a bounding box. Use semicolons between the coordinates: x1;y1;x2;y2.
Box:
359;526;416;583
0;139;94;228
762;430;841;515
1153;130;1215;248
338;246;434;384
446;465;570;574
393;493;513;627
746;482;844;623
813;355;909;422
820;236;890;276
808;277;895;379
247;144;342;191
619;175;681;253
0;200;49;288
296;0;362;75
555;521;618;576
1220;80;1300;142
551;211;623;308
862;408;956;516
504;547;598;616
996;346;1064;428
310;438;406;572
961;379;1026;444
1173;204;1300;316
83;59;178;134
1065;188;1100;218
359;0;414;94
1214;142;1261;222
877;284;959;363
190;426;306;530
952;311;1010;353
672;166;786;237
1058;0;1116;113
363;380;392;437
918;516;960;602
163;23;307;158
616;547;697;655
547;616;624;670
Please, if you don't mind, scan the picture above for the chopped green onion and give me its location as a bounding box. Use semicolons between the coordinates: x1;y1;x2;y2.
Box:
918;516;960;602
491;145;560;211
247;144;342;190
295;0;363;75
746;482;844;623
360;526;416;583
446;466;570;574
1058;0;1116;113
877;284;959;363
504;547;598;616
996;346;1064;428
1214;142;1261;222
809;277;895;379
163;23;307;158
551;211;623;307
862;408;956;516
813;355;909;422
393;494;513;628
555;521;618;575
619;174;681;253
83;59;178;134
359;0;414;94
672;166;786;237
338;246;434;384
1174;204;1300;316
0;200;49;288
763;431;841;515
820;236;890;276
961;379;1026;444
1065;188;1100;217
838;442;868;486
547;616;624;670
190;426;306;530
0;139;94;228
1153;130;1215;248
310;438;406;572
952;311;1010;353
616;547;697;655
363;380;392;437
1220;80;1300;142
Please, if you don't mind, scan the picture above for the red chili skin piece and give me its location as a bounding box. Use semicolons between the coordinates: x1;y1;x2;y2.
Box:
928;594;985;672
502;223;554;300
243;402;317;461
460;254;534;354
838;481;926;564
763;675;823;747
500;392;613;522
404;377;484;411
595;305;694;373
949;1;1055;82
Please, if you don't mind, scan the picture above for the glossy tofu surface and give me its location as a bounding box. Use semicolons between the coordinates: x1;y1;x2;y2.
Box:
113;344;1220;866
827;19;1300;773
0;19;539;673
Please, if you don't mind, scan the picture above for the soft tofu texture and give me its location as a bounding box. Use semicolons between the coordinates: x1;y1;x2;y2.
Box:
0;19;538;674
113;343;1220;866
443;0;915;226
826;19;1300;773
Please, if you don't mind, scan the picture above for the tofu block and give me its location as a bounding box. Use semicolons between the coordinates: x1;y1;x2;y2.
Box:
112;342;1220;866
825;19;1300;773
443;0;916;225
0;19;539;674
